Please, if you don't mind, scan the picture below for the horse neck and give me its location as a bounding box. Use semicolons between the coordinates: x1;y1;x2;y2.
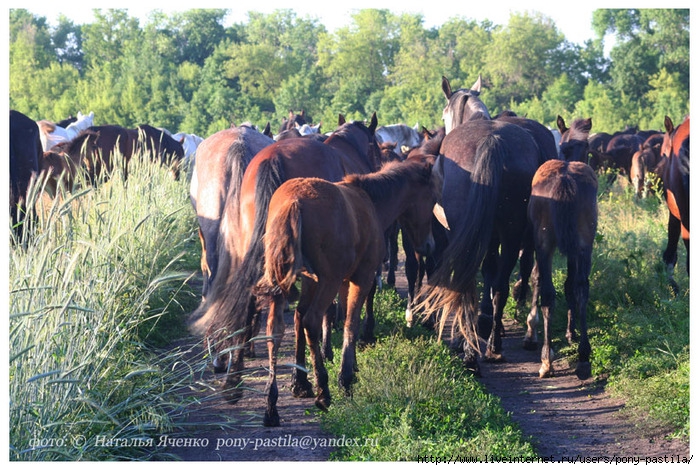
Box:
326;132;377;173
350;170;416;231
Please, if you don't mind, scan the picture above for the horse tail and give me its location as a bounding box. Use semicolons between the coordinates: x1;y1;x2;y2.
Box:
212;137;253;281
419;134;504;351
550;171;581;258
191;156;286;354
257;200;304;299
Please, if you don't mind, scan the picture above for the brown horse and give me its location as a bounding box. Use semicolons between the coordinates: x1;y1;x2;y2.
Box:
134;124;185;179
44;125;138;186
524;159;598;380
425;77;545;374
278;109;308;134
254;156;442;426
191;114;381;401
659;115;689;295
188;125;274;299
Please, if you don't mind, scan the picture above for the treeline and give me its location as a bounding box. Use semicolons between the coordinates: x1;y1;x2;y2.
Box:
9;8;689;138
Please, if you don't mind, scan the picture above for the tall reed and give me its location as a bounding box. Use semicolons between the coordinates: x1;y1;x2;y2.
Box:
9;154;227;460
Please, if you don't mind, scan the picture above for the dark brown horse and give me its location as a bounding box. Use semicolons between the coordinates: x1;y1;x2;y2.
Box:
10;110;42;240
191;114;381;402
135;124;185;179
430;77;549;368
557;116;593;163
630;132;664;199
254;156;442;425
659;115;689;294
45;125;138;186
524;159;598;380
419;116;541;375
188;124;274;299
278;109;308;134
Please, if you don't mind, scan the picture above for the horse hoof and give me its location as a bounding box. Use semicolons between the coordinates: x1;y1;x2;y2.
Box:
291;381;314;399
576;362;592;380
522;339;538;351
263;411;280;427
539;368;553;378
315;395;331;411
484;352;505;363
223;387;243;404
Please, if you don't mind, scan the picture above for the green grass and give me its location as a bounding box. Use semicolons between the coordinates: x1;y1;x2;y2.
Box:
320;289;536;461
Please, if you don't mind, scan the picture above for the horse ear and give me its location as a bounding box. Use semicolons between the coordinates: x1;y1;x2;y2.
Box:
556;115;567;134
338;114;346;126
471;75;482;93
263;122;271;136
368;112;378;133
664;116;674;133
441;76;452;99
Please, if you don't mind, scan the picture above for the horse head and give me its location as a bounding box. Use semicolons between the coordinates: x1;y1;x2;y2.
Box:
441;75;491;133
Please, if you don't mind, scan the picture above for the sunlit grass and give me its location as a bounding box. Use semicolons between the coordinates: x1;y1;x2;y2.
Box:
8;154;234;460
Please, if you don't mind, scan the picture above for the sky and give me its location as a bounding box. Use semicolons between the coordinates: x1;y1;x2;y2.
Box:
14;0;623;47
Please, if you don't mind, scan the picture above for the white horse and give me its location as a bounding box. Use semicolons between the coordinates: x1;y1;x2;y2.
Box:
38;111;95;151
375;123;422;156
173;132;204;163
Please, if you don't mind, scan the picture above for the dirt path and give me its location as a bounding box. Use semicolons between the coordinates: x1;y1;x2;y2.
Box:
165;261;690;461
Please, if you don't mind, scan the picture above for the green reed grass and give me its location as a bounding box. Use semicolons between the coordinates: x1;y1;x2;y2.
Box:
9;154;236;460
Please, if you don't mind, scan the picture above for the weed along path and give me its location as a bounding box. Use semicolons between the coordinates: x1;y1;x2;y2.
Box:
167;260;690;462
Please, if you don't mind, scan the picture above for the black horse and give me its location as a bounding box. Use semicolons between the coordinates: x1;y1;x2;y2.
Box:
10;110;42;240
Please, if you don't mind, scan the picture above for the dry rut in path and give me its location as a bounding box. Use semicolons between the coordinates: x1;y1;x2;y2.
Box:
167;261;690;461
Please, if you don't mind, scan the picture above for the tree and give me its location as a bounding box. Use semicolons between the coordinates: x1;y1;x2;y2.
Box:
318;9;400;119
482;12;565;111
593;9;689;103
51;14;84;71
81;9;141;68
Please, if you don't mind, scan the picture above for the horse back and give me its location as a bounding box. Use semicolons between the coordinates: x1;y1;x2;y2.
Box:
530;160;598;255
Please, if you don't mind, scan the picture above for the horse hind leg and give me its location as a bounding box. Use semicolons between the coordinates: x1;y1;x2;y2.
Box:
339;279;373;395
305;282;340;411
263;293;286;427
523;261;540;351
574;250;593;380
535;253;556;378
663;214;682;295
291;279;315;398
359;279;377;345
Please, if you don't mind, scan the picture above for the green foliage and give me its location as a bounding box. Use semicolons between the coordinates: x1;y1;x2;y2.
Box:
10;8;688;136
322;334;536;460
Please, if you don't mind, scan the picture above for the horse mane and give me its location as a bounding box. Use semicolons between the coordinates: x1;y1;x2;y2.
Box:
326;120;380;171
447;89;491;123
343;158;433;203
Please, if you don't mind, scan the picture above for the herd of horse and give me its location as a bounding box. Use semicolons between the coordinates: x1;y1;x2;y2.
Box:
8;74;689;426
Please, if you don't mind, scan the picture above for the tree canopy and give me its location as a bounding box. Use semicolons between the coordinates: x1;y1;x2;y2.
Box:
10;8;689;137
